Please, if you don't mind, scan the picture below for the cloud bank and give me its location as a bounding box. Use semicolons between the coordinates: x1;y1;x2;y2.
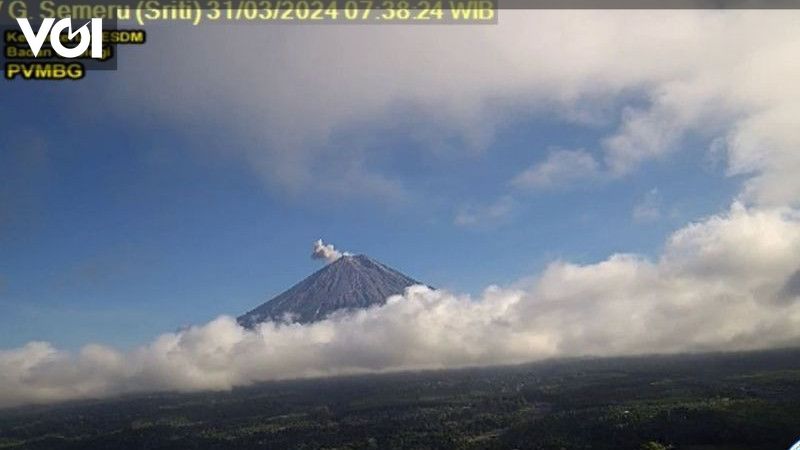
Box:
3;204;800;408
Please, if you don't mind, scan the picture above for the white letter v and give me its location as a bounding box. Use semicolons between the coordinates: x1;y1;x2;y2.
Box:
16;18;55;57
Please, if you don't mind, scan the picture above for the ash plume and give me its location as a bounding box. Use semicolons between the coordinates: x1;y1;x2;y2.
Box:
312;239;346;263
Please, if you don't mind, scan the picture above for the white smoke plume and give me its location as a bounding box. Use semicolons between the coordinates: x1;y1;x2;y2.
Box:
311;239;346;263
3;204;800;408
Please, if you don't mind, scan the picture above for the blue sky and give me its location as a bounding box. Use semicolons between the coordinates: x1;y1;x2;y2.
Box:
1;77;739;350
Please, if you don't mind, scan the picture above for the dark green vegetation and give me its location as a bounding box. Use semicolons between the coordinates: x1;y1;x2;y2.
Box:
2;349;800;449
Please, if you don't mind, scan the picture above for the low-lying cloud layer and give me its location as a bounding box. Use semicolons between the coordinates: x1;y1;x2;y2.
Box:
3;204;800;408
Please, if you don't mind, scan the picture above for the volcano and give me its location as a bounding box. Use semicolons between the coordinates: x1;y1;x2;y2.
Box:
237;254;424;327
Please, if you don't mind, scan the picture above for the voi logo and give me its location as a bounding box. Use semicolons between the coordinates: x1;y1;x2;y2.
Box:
16;18;103;59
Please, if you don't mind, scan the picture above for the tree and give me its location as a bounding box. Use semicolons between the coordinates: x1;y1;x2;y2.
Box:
640;442;669;450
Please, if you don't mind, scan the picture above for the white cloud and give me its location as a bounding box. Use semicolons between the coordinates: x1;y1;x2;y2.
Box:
109;11;800;206
512;148;601;190
92;11;800;273
4;204;800;407
632;188;662;223
454;196;517;227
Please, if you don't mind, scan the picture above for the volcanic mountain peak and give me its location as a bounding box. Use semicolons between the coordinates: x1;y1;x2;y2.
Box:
237;253;423;327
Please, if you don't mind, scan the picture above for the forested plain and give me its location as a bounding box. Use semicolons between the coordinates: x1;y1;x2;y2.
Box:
2;348;799;449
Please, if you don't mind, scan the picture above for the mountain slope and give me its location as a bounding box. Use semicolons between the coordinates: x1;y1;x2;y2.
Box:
237;254;423;327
